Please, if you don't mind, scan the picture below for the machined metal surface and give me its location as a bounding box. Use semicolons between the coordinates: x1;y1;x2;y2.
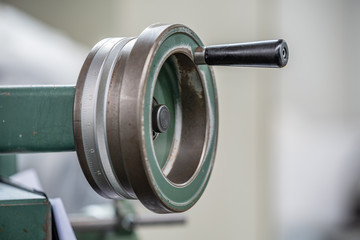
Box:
74;38;135;200
74;24;218;213
120;24;218;213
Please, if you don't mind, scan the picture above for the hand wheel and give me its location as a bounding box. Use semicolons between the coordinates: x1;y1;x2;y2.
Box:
73;23;289;213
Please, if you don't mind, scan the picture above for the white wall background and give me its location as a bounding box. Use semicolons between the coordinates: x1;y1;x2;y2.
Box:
272;1;360;239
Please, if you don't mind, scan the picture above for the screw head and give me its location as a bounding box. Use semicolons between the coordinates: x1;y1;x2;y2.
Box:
152;104;170;133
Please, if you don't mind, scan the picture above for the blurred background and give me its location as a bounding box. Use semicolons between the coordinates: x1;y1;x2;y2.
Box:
1;0;360;239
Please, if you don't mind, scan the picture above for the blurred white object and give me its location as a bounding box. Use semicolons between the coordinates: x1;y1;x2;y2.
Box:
50;198;77;240
0;3;110;213
0;3;88;85
273;1;360;239
10;168;44;191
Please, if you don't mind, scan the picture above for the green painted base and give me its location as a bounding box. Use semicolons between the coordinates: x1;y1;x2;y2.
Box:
0;181;51;239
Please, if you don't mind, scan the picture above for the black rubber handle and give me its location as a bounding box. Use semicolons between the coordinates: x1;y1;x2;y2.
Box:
204;39;289;68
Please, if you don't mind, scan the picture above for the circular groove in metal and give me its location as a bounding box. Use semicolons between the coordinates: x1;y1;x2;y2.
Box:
75;37;134;199
106;38;137;199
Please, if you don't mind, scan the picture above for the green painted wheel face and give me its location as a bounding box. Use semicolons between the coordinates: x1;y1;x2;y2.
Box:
142;27;218;212
153;53;207;184
153;58;177;169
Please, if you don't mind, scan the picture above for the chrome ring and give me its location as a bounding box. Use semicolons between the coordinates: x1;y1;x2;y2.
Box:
74;37;134;199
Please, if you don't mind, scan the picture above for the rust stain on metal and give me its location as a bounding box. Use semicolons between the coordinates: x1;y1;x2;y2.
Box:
42;219;48;233
0;228;2;232
33;131;37;136
43;204;51;239
0;92;10;96
177;54;204;99
23;228;28;233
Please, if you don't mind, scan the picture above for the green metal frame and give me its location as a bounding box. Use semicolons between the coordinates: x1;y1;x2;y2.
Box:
0;86;75;153
0;182;51;239
0;155;17;177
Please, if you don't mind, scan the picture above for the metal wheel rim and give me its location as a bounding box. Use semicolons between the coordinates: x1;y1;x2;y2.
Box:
120;24;219;212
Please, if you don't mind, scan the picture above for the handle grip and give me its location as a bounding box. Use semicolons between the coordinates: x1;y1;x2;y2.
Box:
195;39;289;68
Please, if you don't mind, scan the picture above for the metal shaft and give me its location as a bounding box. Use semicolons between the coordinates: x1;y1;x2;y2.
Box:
194;39;289;68
0;86;75;153
70;214;186;232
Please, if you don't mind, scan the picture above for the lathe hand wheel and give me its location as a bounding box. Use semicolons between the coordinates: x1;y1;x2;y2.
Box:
74;24;218;213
